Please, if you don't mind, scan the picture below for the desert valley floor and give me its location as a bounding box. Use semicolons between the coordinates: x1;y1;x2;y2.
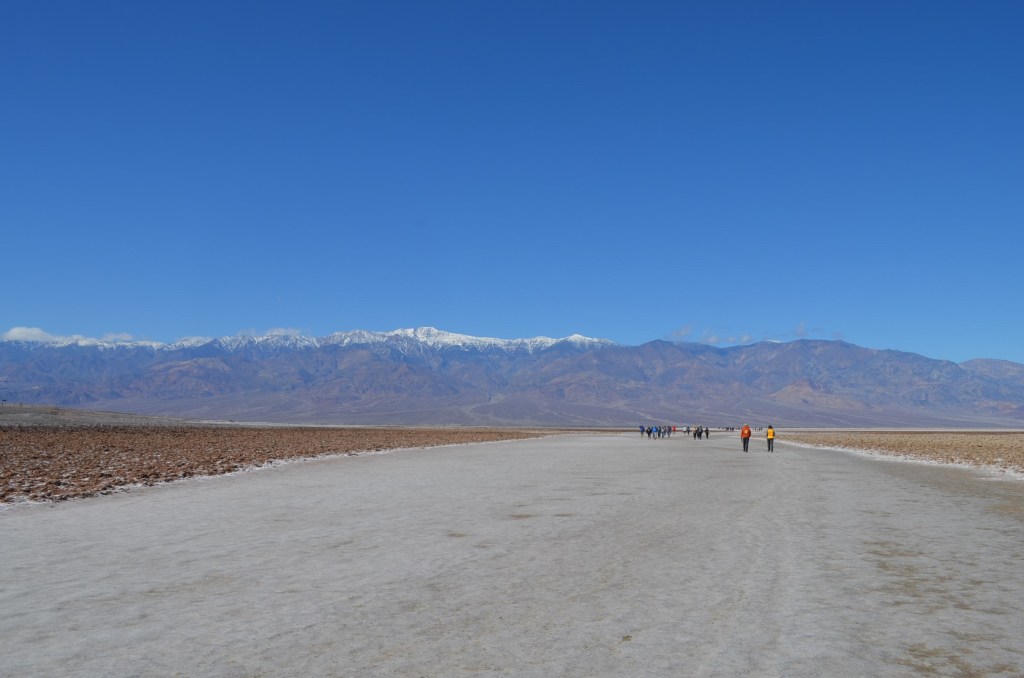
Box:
2;416;1023;676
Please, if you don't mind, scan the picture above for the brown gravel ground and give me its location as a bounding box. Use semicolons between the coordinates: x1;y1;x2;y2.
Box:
786;431;1024;476
0;420;557;504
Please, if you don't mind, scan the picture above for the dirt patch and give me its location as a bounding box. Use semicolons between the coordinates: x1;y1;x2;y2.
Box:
0;422;551;504
786;431;1024;475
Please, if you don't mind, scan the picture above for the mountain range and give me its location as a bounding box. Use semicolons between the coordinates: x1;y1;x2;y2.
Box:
2;327;1023;427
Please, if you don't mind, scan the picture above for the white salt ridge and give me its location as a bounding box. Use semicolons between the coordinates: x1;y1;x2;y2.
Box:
788;440;1024;482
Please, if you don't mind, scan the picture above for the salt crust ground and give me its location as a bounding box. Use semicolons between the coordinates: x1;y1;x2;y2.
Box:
4;408;1021;504
2;433;1023;677
0;422;553;504
786;432;1024;478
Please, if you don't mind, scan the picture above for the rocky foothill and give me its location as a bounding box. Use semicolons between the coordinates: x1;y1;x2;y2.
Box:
0;407;552;504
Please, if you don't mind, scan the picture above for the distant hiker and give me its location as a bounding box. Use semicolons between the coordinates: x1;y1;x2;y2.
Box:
705;427;711;439
639;425;645;437
766;425;775;452
741;424;752;452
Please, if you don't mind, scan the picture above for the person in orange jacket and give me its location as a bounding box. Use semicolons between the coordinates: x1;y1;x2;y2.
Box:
740;424;752;452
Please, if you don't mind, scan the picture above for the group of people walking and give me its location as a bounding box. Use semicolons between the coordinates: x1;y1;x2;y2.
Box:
639;422;778;452
639;425;716;439
639;425;675;439
638;421;774;454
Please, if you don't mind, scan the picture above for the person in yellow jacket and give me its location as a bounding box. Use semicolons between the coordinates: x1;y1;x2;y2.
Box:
766;424;776;453
740;424;752;452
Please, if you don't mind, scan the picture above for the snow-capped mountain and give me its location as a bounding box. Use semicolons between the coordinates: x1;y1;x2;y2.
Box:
2;329;1023;427
320;327;616;353
1;327;615;354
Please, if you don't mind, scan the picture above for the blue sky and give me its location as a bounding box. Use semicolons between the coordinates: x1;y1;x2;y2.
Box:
3;1;1023;363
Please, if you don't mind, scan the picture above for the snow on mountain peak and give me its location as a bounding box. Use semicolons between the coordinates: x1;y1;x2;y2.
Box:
318;327;615;352
371;327;613;351
2;326;616;353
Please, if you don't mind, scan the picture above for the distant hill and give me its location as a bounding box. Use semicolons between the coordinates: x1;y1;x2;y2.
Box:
2;327;1023;427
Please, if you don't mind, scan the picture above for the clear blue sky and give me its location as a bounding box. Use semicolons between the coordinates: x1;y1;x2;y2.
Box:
3;1;1023;363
